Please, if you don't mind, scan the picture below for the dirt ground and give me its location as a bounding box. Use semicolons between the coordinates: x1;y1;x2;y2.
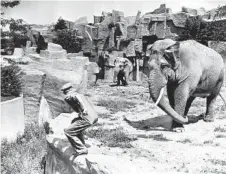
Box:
85;80;226;174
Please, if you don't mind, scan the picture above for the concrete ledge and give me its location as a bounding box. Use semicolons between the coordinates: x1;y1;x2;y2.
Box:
1;95;25;141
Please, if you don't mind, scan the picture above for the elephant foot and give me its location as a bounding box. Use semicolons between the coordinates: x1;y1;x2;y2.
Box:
203;114;214;122
171;127;185;133
170;120;185;132
123;82;128;86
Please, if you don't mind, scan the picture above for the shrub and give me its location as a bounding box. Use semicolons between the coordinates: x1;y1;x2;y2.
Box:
11;33;29;48
1;63;23;100
54;18;68;31
183;16;226;42
53;30;82;53
197;19;226;41
1;123;47;174
183;16;204;40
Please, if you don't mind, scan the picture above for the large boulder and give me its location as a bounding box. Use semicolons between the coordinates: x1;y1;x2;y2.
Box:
40;50;67;59
87;62;100;84
48;43;63;51
197;7;206;16
202;5;226;21
149;4;167;14
125;16;136;26
182;6;198;16
20;56;89;119
112;10;124;23
22;69;46;124
149;16;167;39
39;43;67;59
74;16;88;28
44;113;160;174
98;16;113;40
167;12;190;28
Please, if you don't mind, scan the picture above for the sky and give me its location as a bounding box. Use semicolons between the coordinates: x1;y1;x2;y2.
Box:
3;0;226;25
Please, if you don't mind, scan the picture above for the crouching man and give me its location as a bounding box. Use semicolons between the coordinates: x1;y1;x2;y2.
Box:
61;83;98;157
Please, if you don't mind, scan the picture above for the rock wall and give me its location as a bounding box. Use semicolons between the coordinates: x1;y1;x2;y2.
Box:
44;113;160;174
21;55;99;121
22;69;46;123
1;95;25;141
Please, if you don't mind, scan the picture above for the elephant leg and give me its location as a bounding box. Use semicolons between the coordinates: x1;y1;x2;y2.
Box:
204;78;223;122
113;68;119;83
203;95;217;122
171;84;190;131
184;96;195;116
117;73;121;86
123;71;129;86
117;71;124;86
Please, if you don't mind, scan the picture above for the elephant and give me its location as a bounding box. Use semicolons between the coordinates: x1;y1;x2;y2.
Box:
147;39;224;132
113;57;133;86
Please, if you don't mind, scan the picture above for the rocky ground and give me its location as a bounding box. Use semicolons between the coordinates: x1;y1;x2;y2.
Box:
84;80;226;174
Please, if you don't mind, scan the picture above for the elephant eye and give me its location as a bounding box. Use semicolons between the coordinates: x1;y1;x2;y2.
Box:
160;63;170;69
152;50;158;54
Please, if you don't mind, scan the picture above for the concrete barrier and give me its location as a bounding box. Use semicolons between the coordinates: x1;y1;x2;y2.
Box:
1;95;25;141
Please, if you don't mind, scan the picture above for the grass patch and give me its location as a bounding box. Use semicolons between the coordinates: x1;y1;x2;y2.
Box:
216;105;226;112
215;134;226;138
137;134;171;142
203;140;213;144
209;159;226;166
177;138;192;144
214;126;226;132
97;99;136;113
85;127;137;148
98;113;113;119
1;124;47;174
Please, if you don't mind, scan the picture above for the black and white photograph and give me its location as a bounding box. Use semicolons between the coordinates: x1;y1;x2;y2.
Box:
1;0;226;173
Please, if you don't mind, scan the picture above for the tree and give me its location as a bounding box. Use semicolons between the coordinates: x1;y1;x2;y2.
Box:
53;30;82;53
1;0;20;15
9;19;28;33
1;0;21;28
54;17;68;30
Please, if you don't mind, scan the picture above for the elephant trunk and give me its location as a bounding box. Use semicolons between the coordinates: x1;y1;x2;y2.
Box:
148;71;188;124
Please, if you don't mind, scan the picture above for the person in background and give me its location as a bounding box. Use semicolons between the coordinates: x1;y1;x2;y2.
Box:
61;83;98;157
34;32;47;54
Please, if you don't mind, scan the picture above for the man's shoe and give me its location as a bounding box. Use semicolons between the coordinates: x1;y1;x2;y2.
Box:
72;149;88;158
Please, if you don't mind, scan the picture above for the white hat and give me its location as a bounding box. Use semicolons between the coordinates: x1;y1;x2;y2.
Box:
61;83;72;91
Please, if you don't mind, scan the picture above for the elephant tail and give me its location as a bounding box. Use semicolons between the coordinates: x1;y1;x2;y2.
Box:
219;93;226;109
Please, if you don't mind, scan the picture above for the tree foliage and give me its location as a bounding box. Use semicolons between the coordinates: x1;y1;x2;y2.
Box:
1;63;23;97
1;0;20;15
53;30;82;53
183;15;226;42
1;0;20;8
184;16;204;39
54;18;68;31
9;19;28;33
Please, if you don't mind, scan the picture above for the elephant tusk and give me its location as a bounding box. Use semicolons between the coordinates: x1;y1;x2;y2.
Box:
85;30;92;42
155;87;165;106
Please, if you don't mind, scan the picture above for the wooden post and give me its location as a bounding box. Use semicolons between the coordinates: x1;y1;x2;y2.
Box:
136;58;140;81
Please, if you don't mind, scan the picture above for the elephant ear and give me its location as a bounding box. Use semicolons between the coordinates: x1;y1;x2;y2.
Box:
164;42;180;70
124;59;129;66
146;44;153;56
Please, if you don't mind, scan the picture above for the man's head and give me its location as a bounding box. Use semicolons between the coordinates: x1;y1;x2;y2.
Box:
61;83;72;94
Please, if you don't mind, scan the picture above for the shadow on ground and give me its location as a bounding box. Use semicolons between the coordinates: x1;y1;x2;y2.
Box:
124;114;204;131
